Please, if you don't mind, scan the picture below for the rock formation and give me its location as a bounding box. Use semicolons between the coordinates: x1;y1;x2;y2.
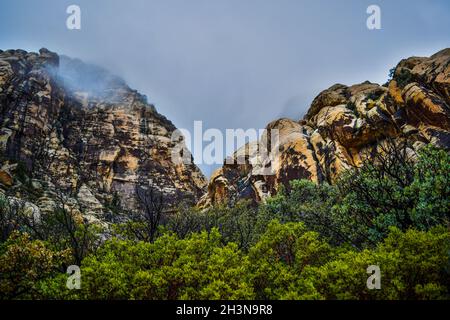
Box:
1;47;449;212
0;48;207;221
199;48;450;207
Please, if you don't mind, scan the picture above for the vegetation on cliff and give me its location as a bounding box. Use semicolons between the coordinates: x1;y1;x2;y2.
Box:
1;144;448;300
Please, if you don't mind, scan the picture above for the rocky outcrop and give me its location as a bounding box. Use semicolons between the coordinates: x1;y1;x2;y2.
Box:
200;48;450;206
2;47;449;212
0;48;207;220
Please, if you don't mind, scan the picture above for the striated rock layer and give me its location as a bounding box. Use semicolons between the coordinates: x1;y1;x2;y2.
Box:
0;48;207;219
199;48;450;207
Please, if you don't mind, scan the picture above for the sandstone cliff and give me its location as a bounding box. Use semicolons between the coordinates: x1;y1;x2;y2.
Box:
0;48;207;221
199;48;450;207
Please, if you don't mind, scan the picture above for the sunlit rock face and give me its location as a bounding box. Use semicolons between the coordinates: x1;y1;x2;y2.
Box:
0;48;207;220
200;48;450;207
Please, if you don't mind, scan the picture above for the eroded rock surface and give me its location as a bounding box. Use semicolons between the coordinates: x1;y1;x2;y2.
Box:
200;48;450;206
0;48;207;220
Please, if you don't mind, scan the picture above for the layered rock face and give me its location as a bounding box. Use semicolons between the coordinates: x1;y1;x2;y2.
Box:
0;48;206;219
200;48;450;206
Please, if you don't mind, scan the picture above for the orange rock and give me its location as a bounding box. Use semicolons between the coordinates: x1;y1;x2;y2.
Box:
0;169;13;186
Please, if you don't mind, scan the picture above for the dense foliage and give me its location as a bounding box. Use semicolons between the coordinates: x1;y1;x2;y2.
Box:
0;145;449;300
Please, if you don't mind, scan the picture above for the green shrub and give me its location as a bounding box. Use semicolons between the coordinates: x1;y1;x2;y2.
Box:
248;220;332;299
78;229;254;300
301;226;450;300
0;232;70;299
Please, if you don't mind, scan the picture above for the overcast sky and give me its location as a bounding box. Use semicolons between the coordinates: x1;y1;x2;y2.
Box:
1;0;449;176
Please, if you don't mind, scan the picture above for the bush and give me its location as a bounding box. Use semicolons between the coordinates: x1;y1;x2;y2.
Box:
248;220;332;299
0;142;448;300
78;229;254;300
301;226;450;300
261;144;449;248
395;68;413;88
257;181;346;244
0;232;70;299
164;200;258;251
334;144;449;246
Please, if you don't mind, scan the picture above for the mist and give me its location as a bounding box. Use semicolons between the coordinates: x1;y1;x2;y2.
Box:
58;56;124;97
